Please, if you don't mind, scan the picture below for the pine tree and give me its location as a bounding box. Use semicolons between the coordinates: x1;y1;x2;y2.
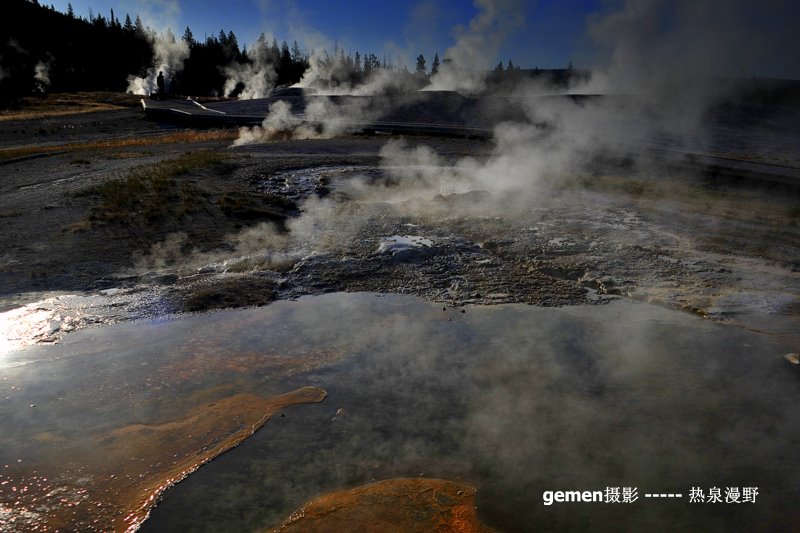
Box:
182;26;194;45
66;2;74;18
507;59;514;71
431;53;440;75
363;53;372;75
227;30;240;57
495;61;504;72
279;41;291;74
270;38;280;62
415;54;426;74
123;14;133;32
291;40;302;63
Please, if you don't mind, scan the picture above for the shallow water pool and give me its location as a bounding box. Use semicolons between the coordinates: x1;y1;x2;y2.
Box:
2;293;799;531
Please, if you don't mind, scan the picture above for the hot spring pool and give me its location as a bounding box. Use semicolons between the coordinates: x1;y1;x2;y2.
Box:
1;293;798;531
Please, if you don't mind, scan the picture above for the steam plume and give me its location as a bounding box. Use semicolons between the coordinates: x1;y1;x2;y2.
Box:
126;29;189;96
224;34;278;99
213;0;800;277
33;59;50;92
426;0;525;94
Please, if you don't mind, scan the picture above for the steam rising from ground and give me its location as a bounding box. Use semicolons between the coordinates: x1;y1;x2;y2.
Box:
295;49;349;93
126;30;189;96
224;35;277;98
586;0;800;91
135;191;376;275
426;0;525;94
167;0;798;278
33;59;50;92
232;95;379;146
235;0;775;154
581;0;784;138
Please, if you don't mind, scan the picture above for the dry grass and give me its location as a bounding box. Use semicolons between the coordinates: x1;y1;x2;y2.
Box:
78;151;227;228
0;129;238;161
572;172;800;227
0;102;121;121
0;92;143;121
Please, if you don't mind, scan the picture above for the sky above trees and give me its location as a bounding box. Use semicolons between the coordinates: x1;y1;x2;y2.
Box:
47;0;600;71
47;0;800;79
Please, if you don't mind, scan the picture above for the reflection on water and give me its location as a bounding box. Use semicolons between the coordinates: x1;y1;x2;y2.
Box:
2;293;799;531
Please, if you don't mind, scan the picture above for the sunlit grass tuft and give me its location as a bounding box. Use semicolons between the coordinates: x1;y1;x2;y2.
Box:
0;129;238;161
77;151;227;228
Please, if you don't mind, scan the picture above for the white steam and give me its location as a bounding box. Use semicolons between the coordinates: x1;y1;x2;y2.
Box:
232;95;378;146
203;0;800;279
426;0;525;94
586;0;792;93
573;0;800;152
224;34;277;99
126;30;189;96
232;100;303;146
295;49;350;93
33;60;50;92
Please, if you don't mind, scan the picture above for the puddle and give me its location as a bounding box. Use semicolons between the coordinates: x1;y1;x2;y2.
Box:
547;237;576;247
2;293;796;531
377;235;434;257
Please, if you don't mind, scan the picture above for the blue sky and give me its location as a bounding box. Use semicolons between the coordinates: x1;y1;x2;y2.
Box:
49;0;599;69
46;0;800;78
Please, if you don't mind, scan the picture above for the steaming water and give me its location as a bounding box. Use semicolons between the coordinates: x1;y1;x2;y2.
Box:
2;293;799;531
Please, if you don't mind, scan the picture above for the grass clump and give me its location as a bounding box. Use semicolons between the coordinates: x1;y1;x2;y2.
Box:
181;277;277;312
81;151;226;227
217;191;298;221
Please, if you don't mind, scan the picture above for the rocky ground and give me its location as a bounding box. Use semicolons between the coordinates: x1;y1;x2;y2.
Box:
1;95;799;351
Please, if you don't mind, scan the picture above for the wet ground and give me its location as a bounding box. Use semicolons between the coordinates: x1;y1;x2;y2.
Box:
1;98;798;337
3;155;798;352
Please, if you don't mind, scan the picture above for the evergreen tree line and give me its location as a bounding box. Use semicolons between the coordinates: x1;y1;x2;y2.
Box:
1;0;529;105
0;0;312;102
1;0;151;103
1;0;415;103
